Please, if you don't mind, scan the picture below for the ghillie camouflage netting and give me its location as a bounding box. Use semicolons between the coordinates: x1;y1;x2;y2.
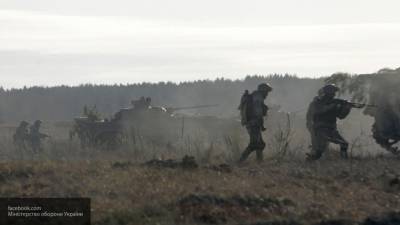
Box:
326;68;400;154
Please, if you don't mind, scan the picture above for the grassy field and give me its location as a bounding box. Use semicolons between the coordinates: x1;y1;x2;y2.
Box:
0;155;399;225
0;118;399;225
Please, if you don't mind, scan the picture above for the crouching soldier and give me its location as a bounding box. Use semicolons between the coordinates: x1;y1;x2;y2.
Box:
306;84;352;160
238;83;272;163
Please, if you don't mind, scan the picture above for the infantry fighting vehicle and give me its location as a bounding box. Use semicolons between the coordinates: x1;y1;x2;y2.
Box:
70;99;237;149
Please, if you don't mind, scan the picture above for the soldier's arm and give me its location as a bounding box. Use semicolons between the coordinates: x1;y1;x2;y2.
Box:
313;102;338;115
337;104;352;119
252;94;265;119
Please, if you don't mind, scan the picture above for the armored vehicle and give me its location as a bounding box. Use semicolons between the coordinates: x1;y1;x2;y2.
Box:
70;99;230;149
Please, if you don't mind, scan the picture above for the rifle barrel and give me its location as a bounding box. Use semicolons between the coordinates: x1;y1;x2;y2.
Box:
334;99;377;108
351;103;377;108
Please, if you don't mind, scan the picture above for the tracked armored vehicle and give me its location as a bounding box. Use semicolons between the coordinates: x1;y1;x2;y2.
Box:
70;99;235;149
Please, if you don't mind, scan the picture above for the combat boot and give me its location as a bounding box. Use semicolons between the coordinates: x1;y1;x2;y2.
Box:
340;150;348;159
306;152;322;161
239;148;252;163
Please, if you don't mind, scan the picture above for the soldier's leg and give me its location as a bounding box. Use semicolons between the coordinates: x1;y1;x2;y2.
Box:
327;130;349;159
256;150;264;162
32;144;38;153
239;126;257;162
312;139;328;160
239;126;265;162
255;128;266;162
31;140;41;153
239;147;253;162
309;130;328;160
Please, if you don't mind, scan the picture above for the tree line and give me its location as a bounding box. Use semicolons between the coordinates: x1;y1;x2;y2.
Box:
0;75;324;123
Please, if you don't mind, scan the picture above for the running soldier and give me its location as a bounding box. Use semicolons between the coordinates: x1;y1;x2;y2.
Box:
306;84;353;160
238;83;272;163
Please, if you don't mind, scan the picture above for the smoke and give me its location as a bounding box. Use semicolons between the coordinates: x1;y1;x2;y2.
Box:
327;67;400;153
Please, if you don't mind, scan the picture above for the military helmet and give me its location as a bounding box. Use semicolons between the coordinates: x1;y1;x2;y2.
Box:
257;83;273;92
321;84;339;95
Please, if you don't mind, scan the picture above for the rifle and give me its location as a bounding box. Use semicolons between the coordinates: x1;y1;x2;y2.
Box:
333;99;377;109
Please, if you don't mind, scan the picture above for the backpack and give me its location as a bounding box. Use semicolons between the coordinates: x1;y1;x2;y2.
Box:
238;90;253;126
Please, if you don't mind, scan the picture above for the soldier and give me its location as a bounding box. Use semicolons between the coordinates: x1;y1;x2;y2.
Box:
238;83;272;163
28;120;49;153
306;84;352;160
145;97;152;108
13;121;30;149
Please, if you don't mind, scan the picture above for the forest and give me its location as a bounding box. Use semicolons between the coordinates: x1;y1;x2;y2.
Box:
0;74;323;123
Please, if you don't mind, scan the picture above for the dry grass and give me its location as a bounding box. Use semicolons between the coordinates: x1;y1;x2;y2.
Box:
0;156;399;225
0;121;399;225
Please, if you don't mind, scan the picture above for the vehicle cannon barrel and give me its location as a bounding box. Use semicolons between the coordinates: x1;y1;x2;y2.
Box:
165;104;219;113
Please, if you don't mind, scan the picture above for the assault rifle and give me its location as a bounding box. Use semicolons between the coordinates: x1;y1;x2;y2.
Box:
333;99;377;109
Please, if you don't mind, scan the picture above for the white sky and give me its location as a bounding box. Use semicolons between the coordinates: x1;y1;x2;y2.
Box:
1;0;400;88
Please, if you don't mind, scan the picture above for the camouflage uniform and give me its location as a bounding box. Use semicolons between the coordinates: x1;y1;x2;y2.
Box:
145;97;152;108
239;83;272;163
13;121;30;149
29;120;49;153
306;84;351;160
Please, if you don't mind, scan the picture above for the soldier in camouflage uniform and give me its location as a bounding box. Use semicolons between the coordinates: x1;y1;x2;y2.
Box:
306;84;352;160
239;83;272;163
28;120;49;153
13;121;30;149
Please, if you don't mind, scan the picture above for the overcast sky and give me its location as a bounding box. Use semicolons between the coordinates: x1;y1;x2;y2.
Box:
1;0;400;88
